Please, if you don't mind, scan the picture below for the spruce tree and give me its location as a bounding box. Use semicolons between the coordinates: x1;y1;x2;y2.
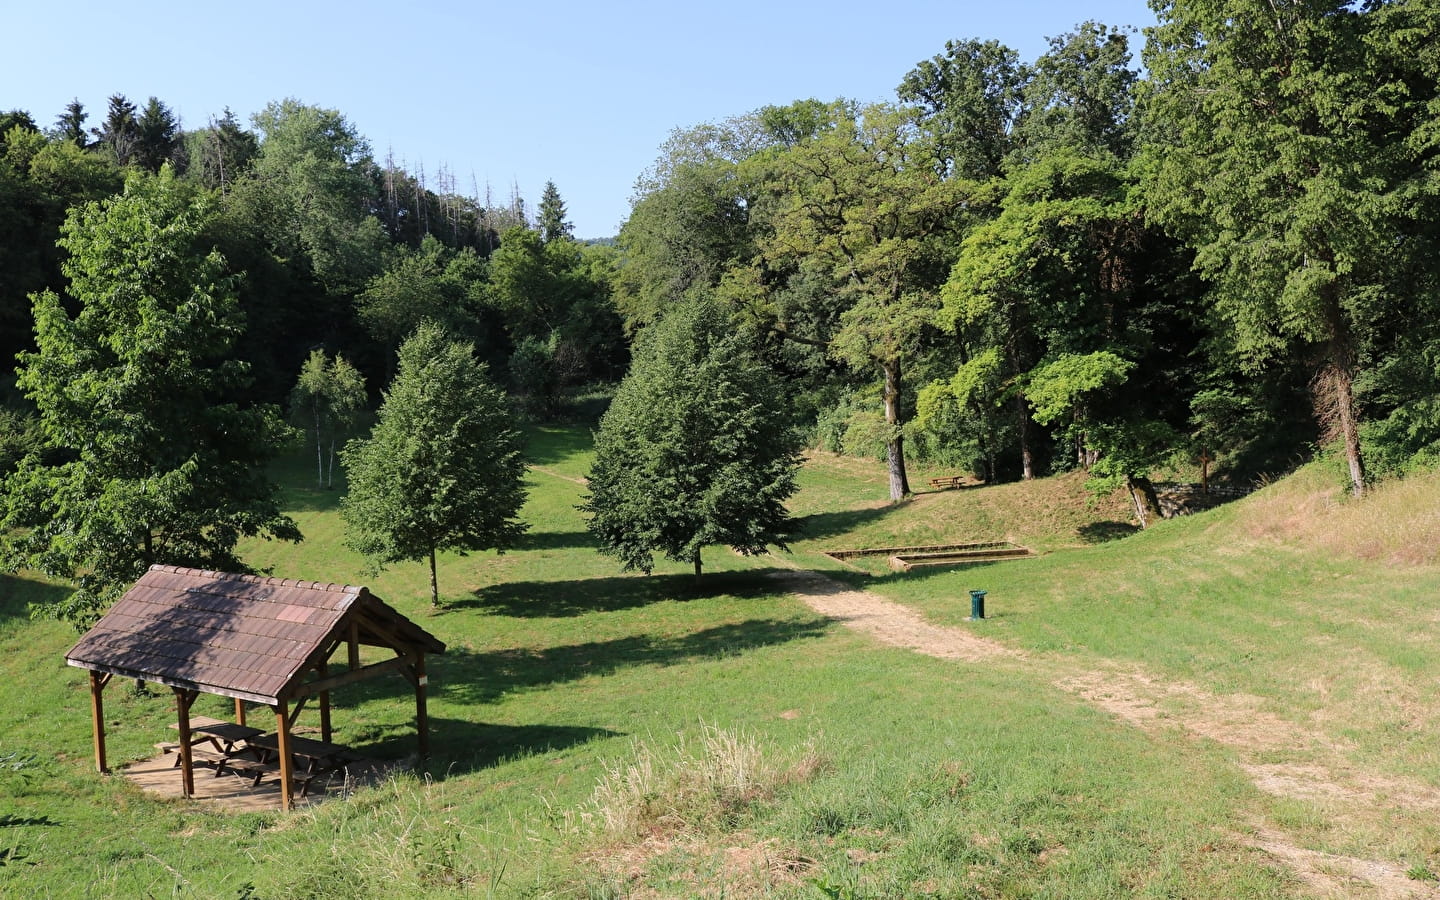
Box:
537;179;572;243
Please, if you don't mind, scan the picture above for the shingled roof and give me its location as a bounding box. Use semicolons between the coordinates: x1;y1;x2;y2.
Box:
66;565;445;705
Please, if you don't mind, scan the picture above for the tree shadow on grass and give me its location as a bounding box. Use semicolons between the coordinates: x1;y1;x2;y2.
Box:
274;483;346;514
0;574;72;626
458;569;790;618
794;503;902;543
0;814;60;829
433;617;831;707
513;529;599;552
322;616;827;774
1077;521;1141;544
523;425;594;469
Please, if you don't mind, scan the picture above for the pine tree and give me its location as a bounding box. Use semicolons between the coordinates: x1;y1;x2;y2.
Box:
537;179;572;242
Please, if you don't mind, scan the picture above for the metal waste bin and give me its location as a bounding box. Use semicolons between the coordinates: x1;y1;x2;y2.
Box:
968;589;987;621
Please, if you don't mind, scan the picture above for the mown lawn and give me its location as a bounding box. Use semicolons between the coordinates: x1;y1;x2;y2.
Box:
8;429;1433;897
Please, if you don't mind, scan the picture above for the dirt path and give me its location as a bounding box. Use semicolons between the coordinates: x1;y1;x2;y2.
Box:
529;465;588;486
767;562;1440;899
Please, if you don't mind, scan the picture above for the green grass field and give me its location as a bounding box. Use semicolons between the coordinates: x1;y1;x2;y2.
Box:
4;429;1440;897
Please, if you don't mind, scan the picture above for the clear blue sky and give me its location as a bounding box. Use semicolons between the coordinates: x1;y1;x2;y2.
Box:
5;1;1158;239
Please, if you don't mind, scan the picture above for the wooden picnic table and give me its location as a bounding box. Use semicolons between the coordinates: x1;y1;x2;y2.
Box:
247;732;363;796
165;716;266;776
928;475;966;490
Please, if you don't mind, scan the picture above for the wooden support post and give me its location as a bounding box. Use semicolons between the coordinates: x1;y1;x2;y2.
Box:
317;660;332;744
88;672;111;774
234;697;247;727
348;621;360;671
414;653;430;760
274;701;294;812
174;689;197;798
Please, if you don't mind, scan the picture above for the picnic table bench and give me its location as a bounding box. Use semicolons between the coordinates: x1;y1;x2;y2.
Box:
928;475;966;490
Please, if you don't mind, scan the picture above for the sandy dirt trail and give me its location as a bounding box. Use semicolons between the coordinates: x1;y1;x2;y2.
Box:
767;561;1440;899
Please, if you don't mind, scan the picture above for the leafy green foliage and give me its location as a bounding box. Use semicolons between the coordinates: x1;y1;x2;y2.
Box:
1144;0;1440;493
0;171;300;625
356;234;486;361
341;323;527;606
583;299;802;577
289;349;366;489
230;99;387;295
898;37;1026;179
1025;351;1135;426
487;227;628;401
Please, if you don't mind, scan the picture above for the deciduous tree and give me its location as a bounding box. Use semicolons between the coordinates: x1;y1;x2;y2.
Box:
583;298;802;580
0;171;300;625
1145;0;1440;496
289;349;366;489
341;323;526;607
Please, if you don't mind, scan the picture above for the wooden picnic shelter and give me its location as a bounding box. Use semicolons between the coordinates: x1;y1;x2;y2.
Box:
65;565;446;810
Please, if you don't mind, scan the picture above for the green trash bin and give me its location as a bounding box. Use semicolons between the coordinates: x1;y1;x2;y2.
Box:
968;589;987;621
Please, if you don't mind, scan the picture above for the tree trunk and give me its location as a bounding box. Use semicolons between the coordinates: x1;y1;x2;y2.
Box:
428;546;439;608
314;412;324;489
693;551;703;585
1126;475;1162;528
1016;393;1034;481
1320;272;1365;498
327;438;336;489
882;360;911;501
1330;363;1366;498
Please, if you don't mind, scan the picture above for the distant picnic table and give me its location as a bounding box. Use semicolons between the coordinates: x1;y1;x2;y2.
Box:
928;475;966;490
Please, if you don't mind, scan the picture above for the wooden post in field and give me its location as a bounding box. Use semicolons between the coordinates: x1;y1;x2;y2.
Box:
317;660;332;744
414;653;430;760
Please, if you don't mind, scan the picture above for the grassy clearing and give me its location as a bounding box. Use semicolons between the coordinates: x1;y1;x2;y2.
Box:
2;429;1434;896
808;455;1440;872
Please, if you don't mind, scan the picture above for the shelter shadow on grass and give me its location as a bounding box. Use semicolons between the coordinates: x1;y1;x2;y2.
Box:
461;569;791;618
430;721;622;775
427;617;830;708
0;574;72;625
1078;521;1141;544
322;717;620;778
795;504;901;542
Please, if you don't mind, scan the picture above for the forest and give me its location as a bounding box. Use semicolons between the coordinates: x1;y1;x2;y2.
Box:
1;1;1437;619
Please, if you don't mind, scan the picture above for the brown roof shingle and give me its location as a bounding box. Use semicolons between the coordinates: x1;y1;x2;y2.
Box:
66;565;444;704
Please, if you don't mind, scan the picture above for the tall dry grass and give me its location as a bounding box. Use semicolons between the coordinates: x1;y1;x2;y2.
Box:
580;724;827;841
1236;463;1440;566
